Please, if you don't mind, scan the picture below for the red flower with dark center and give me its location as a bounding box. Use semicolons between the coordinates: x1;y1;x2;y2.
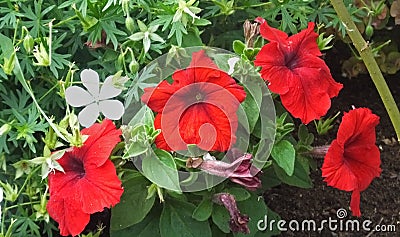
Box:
321;108;381;216
254;17;343;124
142;50;246;152
47;119;124;236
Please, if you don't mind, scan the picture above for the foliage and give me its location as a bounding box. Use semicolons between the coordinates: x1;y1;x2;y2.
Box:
0;0;397;236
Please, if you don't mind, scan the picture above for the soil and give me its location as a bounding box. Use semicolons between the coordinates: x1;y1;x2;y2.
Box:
265;41;400;237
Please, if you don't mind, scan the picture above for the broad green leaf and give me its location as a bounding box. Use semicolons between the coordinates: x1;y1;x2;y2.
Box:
273;160;312;188
271;140;295;176
235;193;280;237
211;205;231;234
192;198;213;221
142;149;181;192
160;198;212;237
223;187;250;201
111;205;161;237
111;173;155;230
233;40;245;54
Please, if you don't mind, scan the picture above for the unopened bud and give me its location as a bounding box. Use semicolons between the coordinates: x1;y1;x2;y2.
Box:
23;34;34;54
129;58;139;73
365;24;374;38
125;16;135;33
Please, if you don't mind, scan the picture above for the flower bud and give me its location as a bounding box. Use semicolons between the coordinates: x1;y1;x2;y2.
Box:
365;24;374;38
125;16;135;33
129;57;139;73
23;34;34;54
1;48;17;75
0;123;11;136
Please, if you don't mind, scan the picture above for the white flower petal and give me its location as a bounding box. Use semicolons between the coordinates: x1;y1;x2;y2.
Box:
78;103;100;127
81;69;100;99
227;57;240;75
65;86;95;107
99;100;124;120
99;76;122;100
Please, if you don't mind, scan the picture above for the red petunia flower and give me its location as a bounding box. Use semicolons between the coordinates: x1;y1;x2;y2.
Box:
142;50;246;152
47;119;124;236
254;17;343;124
321;108;381;216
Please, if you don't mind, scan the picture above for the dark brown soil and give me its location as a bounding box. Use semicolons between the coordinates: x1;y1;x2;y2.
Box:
265;41;400;237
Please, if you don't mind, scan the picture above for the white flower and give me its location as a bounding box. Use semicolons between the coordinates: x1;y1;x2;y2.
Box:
65;69;125;127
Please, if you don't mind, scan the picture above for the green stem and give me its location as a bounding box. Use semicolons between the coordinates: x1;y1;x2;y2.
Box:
330;0;400;141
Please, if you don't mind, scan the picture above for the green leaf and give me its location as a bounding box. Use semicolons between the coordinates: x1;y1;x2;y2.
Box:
129;32;145;41
211;205;231;234
111;173;155;230
235;193;280;237
194;18;211;26
111;205;161;237
271;140;295;176
150;33;165;43
127;105;155;128
137;20;148;32
273;159;312;188
223;187;250;201
240;81;262;132
160;198;212;237
233;40;245;54
192;198;213;221
142;149;181;193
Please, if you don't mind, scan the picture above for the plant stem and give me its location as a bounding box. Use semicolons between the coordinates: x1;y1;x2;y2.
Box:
330;0;400;141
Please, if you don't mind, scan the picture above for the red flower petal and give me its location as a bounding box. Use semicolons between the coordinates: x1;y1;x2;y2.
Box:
78;160;124;213
254;18;342;123
322;108;381;217
47;120;123;236
189;50;218;69
47;195;90;236
79;119;122;167
256;18;288;45
350;190;361;217
155;103;237;152
141;80;179;113
142;50;246;152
